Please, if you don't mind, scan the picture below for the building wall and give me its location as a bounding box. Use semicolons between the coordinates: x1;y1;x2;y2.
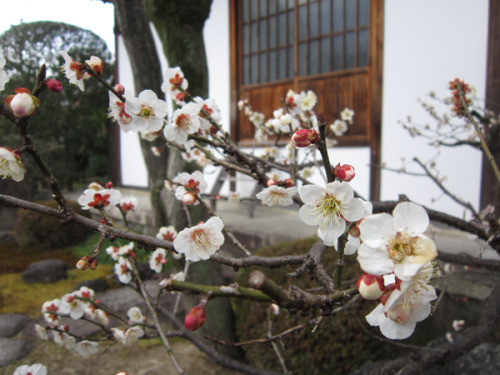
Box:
119;0;489;217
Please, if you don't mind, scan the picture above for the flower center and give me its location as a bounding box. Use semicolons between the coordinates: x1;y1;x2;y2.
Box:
310;193;343;227
140;104;155;120
387;232;416;263
269;189;289;204
176;113;192;130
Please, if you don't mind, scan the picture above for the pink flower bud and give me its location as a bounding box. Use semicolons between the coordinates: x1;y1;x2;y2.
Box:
267;179;277;187
45;79;63;93
184;305;206;331
105;181;114;189
357;273;385;300
333;163;355;182
5;88;40;117
114;84;125;96
292;128;319;147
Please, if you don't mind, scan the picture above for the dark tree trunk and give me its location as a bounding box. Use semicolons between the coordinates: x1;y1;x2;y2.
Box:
144;0;242;359
113;0;168;226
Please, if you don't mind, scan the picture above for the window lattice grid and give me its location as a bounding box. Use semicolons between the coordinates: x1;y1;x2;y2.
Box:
241;0;370;85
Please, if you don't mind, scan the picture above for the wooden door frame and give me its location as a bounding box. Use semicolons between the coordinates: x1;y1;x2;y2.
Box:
229;0;384;201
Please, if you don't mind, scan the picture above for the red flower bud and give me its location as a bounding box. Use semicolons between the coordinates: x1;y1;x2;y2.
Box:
292;128;319;147
184;305;206;331
267;179;277;187
333;163;355;182
45;79;63;93
113;84;125;96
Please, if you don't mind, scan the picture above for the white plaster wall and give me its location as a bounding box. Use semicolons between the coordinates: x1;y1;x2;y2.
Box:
381;0;489;218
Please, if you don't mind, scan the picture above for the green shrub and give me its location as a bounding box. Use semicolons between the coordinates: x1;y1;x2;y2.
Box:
232;237;406;374
13;200;92;249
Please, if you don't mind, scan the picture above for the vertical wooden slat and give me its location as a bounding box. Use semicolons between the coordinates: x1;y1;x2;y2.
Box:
229;0;240;142
368;0;384;201
480;0;500;211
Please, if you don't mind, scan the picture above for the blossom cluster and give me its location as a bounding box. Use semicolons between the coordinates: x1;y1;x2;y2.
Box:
38;285;148;357
356;202;438;339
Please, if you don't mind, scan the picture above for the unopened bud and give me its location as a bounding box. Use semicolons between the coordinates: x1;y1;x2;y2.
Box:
267;179;277;187
270;304;280;316
76;256;93;270
292;128;319;147
45;79;63;93
184;305;206;331
6;88;40;117
357;273;385;300
113;84;125;96
333;163;355;182
183;192;197;206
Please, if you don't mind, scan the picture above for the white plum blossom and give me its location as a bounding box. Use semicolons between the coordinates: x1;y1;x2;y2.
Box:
114;256;133;284
365;263;436;339
120;196;138;213
78;187;122;211
299;181;366;246
173;170;207;205
173;216;225;261
127;307;145;323
0;147;24;182
156;225;177;242
52;327;76;349
124;89;168;134
162;67;188;96
256;185;297;207
357;202;438;281
60;51;90;91
112;326;144;346
330;119;348;137
163;102;203;145
42;299;63;325
340;107;355;124
301;90;317;111
108;90;132;128
74;340;99;357
193;96;222;131
0;48;8;91
149;248;167;273
106;245;120;261
34;324;48;341
13;363;47;375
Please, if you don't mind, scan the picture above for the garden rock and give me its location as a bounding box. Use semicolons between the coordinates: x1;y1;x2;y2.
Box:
75;277;109;293
0;314;31;338
0;338;33;367
22;259;67;283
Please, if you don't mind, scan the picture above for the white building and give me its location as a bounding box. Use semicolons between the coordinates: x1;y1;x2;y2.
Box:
117;0;491;219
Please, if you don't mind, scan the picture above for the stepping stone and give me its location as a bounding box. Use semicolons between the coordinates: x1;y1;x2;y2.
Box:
0;314;31;338
0;338;33;367
22;259;67;283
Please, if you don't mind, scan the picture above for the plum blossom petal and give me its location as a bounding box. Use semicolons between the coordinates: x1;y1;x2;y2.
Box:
0;49;8;91
256;185;297;207
149;248;167;273
357;202;437;281
174;216;225;261
74;340;98;357
13;363;47;375
124;89;168;134
0;147;24;182
299;181;365;246
163;102;202;145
